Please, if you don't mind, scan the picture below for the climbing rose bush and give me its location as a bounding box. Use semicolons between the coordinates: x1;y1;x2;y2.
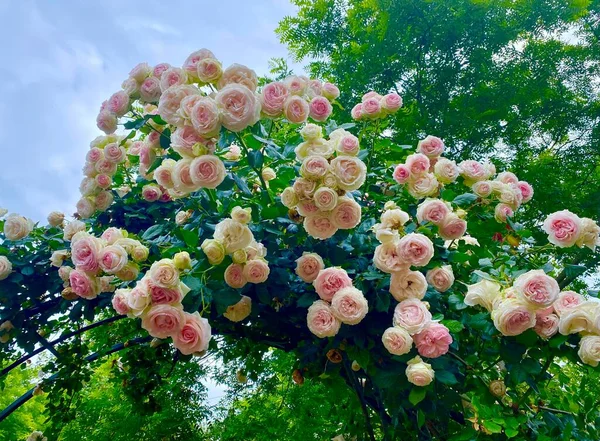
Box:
1;49;600;440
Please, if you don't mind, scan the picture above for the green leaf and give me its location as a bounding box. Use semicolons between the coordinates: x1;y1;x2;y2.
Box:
21;266;35;276
563;264;586;279
417;410;425;428
124;116;148;130
179;228;198;248
159;128;171;149
436;370;458;385
232;174;252;195
213;290;242;314
142;224;167;240
441;320;464;333
408;387;427;406
452;193;478;206
482;420;502;434
297;292;316;308
247;150;264;169
181;276;202;292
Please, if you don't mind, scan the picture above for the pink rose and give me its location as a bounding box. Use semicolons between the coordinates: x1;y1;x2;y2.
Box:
296;199;319;217
171;126;205;158
426;266;454;292
362;91;382;101
76;198;96;219
393;164;411;184
416;199;451;225
69;269;100;299
313;267;352;302
148;259;179;288
438;214;467;240
261;81;290;117
331;287;368;325
459;160;487;184
304;213;338;240
152;62;171;78
96;110;117;134
472;180;493;198
182;48;216;80
224;263;247;289
416;136;444;158
98;244;128;274
307;79;322;98
86;147;103;163
494;203;514;223
534;311;559;339
148;281;183;305
190;155;226;189
112;289;131;315
300;155;329;180
361;97;381;118
393;298;432;335
351;103;363;120
313;187;338;211
331;197;362;229
95;174;111;189
381;327;413;355
142;304;186;339
553;291;584;316
405;153;430;176
517;181;534;203
330;156;367;191
104;143;126;163
307;300;341;338
142;184;162;202
309;96;333;122
434;158;459;184
513;270;559;308
389;269;427;301
373;243;407;274
107;91;130;117
243;259;270;284
172;312;211;355
284;76;307;95
322;82;340;100
295;252;325;283
293;178;317;200
129;62;151;82
542;210;582;248
159;67;187;92
215;84;261;132
218;63;258;92
397;233;434;267
380;92;402;113
414;323;453;358
101;227;125;245
190;97;221;137
196;58;222;83
71;235;102;273
336;134;360;156
139;76;162;103
496;171;518;185
154;162;175;189
283;95;310;124
95;191;113;211
491;298;536;336
158;84;198;126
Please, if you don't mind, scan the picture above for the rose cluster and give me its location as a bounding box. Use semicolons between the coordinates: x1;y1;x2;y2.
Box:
350;91;403;120
467;170;534;223
77;134;130;218
392;136;460;198
280;124;365;239
111;254;211;356
54;227;148;300
301;259;369;338
465;271;600;366
201;206;270;288
416;198;467;241
543;209;600;250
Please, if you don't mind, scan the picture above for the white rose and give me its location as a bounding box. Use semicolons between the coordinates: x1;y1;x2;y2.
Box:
405;356;435;386
389;270;427;301
559;302;599;335
214;219;253;253
0;256;12;280
47;211;65;228
50;250;69;268
578;335;600;367
464;279;502;312
4;213;34;241
223;296;252;322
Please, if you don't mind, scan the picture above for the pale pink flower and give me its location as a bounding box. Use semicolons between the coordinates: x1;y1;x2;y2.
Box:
313;267;352;302
142;304;186;339
414;323;453;358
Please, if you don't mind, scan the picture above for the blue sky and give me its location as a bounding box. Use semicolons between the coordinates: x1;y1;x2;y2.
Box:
0;0;299;221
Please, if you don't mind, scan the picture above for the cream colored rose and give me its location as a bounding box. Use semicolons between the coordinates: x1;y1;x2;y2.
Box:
389;270;427;301
576;218;600;251
116;262;140;281
313;187;339;211
491;298;536;336
578;335;600;367
223;295;252;322
280;187;299;208
380;208;410;229
50;249;69;268
374;224;399;244
47;211;65;228
433;158;459;184
295;252;325;283
407;173;438;198
330;156;367;191
201;239;226;265
558;302;599;335
382;326;413;355
232;248;247;264
426;266;454;293
148;259;179;288
173;251;192;270
331;286;369;325
231;206;252;224
294;139;334;161
304;213;338;240
214;219;253;253
243;259;270;284
300;123;323;141
331;196;362;229
464;279;502;312
489;380;506;397
0;256;12;280
4;213;34;241
131;245;149;263
175;210;193;225
262;167;276;182
405;356;435;386
373;242;406;274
